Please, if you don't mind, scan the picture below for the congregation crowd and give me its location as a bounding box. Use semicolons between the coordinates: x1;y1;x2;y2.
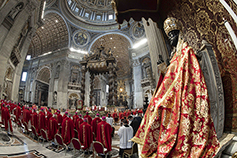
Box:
0;99;143;157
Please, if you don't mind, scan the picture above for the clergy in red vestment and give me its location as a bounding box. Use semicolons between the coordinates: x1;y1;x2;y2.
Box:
48;114;58;140
14;104;21;123
96;116;113;151
38;108;46;134
137;109;143;115
45;108;53;129
112;111;118;123
83;112;92;124
73;112;79;127
131;17;220;157
1;103;5;123
56;110;63;125
31;108;38;129
123;110;127;118
91;113;102;138
46;109;53;120
10;102;16;114
62;112;67;121
61;112;74;145
4;105;13;134
78;118;93;150
23;107;31;124
75;114;83;133
119;111;123;120
126;110;131;117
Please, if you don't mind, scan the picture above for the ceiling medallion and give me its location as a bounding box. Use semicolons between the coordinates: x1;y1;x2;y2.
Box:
72;30;90;47
131;22;145;39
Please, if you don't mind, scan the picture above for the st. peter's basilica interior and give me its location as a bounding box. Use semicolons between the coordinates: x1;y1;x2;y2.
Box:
0;0;237;157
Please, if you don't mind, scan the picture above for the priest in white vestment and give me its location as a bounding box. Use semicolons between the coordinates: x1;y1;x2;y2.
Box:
117;119;133;157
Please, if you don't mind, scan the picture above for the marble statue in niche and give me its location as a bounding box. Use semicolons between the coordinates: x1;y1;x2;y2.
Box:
68;93;79;109
53;91;57;104
8;2;24;20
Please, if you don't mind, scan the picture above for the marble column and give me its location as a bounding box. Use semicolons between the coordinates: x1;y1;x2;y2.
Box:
89;73;94;107
48;64;55;107
57;60;70;109
132;59;143;108
80;65;86;106
142;18;169;84
108;63;113;105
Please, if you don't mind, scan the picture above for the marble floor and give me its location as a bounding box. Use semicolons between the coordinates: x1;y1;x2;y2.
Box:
0;125;122;158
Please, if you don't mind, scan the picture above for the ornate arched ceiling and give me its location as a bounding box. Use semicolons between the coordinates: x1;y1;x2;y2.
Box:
27;13;68;58
90;34;131;78
37;67;51;83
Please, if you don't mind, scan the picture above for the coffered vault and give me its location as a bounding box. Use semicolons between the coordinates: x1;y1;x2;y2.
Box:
27;13;69;58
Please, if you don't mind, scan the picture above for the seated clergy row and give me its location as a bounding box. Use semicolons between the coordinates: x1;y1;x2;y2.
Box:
19;108;113;152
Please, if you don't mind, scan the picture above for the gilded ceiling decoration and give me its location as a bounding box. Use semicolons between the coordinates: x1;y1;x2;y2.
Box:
27;13;68;58
90;34;131;78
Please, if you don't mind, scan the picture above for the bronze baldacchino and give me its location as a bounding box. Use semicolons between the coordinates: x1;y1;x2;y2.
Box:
131;17;220;158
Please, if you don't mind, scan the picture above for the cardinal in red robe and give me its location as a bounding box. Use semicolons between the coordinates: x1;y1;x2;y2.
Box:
119;111;123;120
96;116;113;151
10;102;16;114
73;112;79;127
61;113;74;145
75;114;83;133
14;105;21;123
83;112;92;125
62;112;67;121
56;110;63;125
31;108;38;129
1;103;5;123
91;113;102;138
126;110;131;117
112;111;118;123
48;114;58;140
45;108;53;129
38;108;46;134
23;107;31;124
78;118;93;150
46;109;53;120
123;110;127;118
4;105;13;134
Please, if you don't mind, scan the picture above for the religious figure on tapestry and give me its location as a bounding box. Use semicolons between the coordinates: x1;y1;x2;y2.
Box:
131;17;220;157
